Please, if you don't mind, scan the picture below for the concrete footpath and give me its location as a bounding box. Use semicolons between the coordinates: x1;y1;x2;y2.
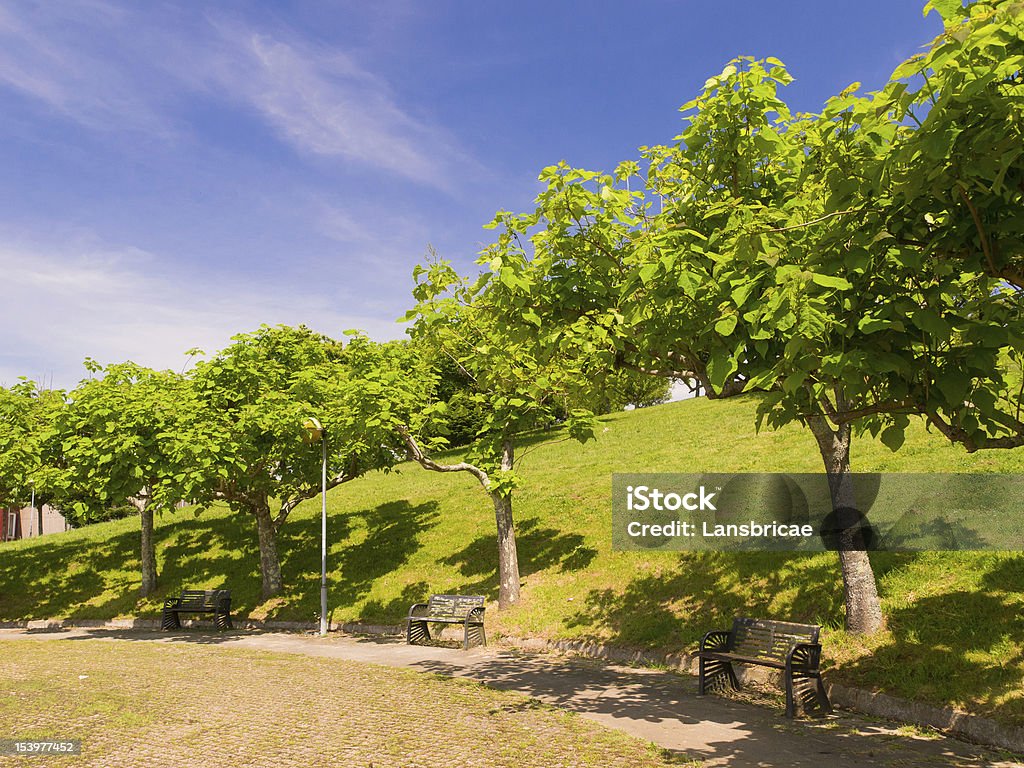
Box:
1;627;1019;768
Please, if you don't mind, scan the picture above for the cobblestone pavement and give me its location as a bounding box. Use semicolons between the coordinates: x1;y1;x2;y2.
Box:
0;637;684;768
1;628;1020;768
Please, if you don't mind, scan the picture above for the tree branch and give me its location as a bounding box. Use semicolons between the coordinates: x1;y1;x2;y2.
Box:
397;425;491;491
957;184;999;279
758;209;863;234
829;400;922;425
926;410;979;453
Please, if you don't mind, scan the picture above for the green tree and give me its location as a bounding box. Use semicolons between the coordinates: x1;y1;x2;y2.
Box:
588;370;672;414
52;362;215;596
192;326;432;599
835;0;1024;450
475;4;1024;633
401;260;595;609
416;342;488;447
0;381;64;512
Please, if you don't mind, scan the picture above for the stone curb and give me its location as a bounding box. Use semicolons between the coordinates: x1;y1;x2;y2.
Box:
4;618;1021;754
826;683;1024;755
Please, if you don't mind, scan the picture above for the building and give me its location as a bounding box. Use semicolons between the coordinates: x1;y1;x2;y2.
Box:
1;504;68;541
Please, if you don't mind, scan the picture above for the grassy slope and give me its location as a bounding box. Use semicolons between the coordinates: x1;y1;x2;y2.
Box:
2;395;1023;724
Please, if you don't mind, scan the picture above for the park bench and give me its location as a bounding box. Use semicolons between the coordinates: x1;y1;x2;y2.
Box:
406;595;486;650
698;617;831;718
161;589;233;631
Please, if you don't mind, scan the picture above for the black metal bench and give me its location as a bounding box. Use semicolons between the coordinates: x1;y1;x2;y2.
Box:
698;617;831;718
406;595;486;650
161;589;232;631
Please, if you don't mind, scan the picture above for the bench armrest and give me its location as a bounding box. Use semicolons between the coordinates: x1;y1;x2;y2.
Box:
785;642;822;671
163;597;180;609
700;630;731;652
407;603;429;620
466;606;485;623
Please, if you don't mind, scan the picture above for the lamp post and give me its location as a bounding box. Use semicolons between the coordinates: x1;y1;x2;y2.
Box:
30;481;36;538
303;417;328;636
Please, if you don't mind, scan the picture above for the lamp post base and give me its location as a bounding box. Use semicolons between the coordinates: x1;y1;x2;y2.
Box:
320;584;328;636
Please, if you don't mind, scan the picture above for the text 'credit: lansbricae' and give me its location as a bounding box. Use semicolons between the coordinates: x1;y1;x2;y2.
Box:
611;473;1024;552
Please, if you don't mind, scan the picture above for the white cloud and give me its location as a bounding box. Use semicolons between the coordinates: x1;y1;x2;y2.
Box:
0;1;170;135
0;2;476;189
0;239;405;390
209;29;465;189
312;199;432;279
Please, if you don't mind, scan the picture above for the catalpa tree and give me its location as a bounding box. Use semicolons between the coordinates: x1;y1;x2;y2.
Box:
0;380;64;511
191;325;433;599
474;0;1024;634
52;362;217;596
401;257;596;609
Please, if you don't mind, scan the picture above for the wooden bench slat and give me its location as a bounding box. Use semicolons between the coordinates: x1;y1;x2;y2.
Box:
700;651;787;669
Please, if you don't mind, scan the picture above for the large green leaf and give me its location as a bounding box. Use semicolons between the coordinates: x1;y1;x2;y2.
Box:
810;273;853;290
714;315;738;337
879;424;906;452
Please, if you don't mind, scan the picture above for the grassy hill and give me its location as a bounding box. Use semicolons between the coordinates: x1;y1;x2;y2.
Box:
2;394;1023;725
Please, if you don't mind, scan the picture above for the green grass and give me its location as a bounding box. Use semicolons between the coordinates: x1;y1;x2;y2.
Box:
3;394;1024;725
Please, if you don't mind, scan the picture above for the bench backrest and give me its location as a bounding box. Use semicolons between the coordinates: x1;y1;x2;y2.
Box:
426;594;485;618
178;589;230;610
730;617;819;662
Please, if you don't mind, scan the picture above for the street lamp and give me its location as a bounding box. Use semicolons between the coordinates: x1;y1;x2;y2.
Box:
29;481;36;538
303;417;328;636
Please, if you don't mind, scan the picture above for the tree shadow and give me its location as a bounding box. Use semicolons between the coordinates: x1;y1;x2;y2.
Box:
0;529;144;620
358;581;432;625
438;517;599;600
564;552;845;649
411;653;1009;768
205;498;440;621
833;554;1024;722
0;499;440;625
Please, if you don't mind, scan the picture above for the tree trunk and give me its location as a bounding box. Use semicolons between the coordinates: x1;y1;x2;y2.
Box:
253;495;284;599
807;415;884;635
397;426;524;610
491;438;521;609
136;499;158;598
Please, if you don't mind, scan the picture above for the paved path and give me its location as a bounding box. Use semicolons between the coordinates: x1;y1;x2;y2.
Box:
2;627;1019;768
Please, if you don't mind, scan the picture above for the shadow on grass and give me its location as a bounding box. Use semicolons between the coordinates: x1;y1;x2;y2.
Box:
558;549;1024;724
0;528;146;621
274;499;440;623
562;551;846;649
438;516;598;601
0;498;441;625
833;554;1024;723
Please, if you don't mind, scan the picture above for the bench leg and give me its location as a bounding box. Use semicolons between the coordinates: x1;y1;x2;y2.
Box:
795;672;832;717
785;669;832;718
785;669;796;718
161;609;181;631
215;611;232;631
814;675;833;715
407;619;430;645
464;622;485;650
698;656;738;695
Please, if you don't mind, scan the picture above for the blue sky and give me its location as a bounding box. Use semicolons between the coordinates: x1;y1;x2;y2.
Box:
0;1;942;388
